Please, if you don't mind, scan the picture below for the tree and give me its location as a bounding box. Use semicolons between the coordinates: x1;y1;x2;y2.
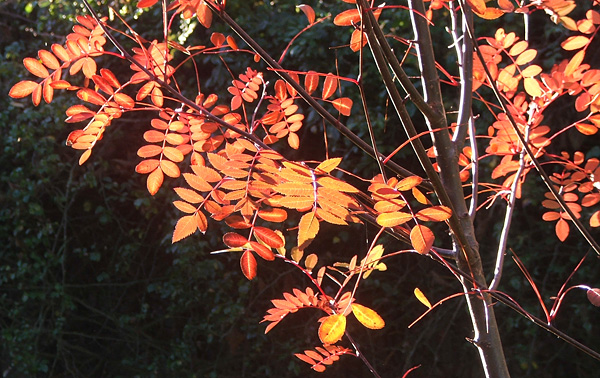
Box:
8;0;600;376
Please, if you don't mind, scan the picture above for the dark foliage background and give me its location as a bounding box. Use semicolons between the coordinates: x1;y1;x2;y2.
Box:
1;1;598;377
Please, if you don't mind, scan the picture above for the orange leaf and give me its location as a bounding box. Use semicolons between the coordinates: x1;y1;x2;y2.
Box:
23;57;49;78
476;7;504;20
9;81;39;99
322;74;338;100
197;2;213;28
565;50;585;77
257;208;288;222
415;206;452;222
524;77;543;97
254;227;285;248
591;211;600;227
410;225;434;254
466;0;486;14
395;176;423;191
160;159;181;178
351;303;385;329
297;4;315;25
318;314;346;344
240;250;257;280
561;36;589;51
172;214;199;243
304;71;319;94
298;211;319;249
376;212;412;227
555;217;569;241
332;97;352;116
316;157;342;173
588;288;600;307
350;29;367;52
250;241;275;261
333;9;361;26
137;145;163;158
288;131;300;149
135;159;160;174
147;167;164;195
414;287;432;308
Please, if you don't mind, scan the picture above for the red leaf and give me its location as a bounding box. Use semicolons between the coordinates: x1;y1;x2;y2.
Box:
555;218;569;241
410;225;434;254
137;0;158;8
223;232;248;248
172;214;199;243
253;227;285;248
297;4;315;25
304;71;319;94
240;250;257;280
322;74;337;100
250;241;275;261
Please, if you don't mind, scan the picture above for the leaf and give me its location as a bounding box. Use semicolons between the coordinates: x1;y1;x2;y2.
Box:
297;4;315;25
298;211;319;249
304;71;319;94
466;0;486;14
318;314;346;344
223;232;248;248
240;250;257;280
257;208;288;222
410;225;434;254
9;81;39;99
565;50;585;77
316;157;342;173
137;0;158;8
250;241;275;261
147;167;164;195
333;9;361;26
591;211;600;227
476;7;505;20
415;206;452;222
254;227;285;248
304;253;318;271
515;49;537;65
322;74;337;100
332;97;352;116
587;288;600;307
555;217;569;241
351;303;385;329
414;288;432;309
23;57;49;78
376;212;413;227
350;29;367;52
524;77;543;97
561;36;589;51
395;176;423;191
172;214;198;243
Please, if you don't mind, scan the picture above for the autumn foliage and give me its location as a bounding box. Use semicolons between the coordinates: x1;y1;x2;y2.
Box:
9;0;600;375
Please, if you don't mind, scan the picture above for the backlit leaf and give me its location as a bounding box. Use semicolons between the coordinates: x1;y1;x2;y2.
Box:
350;29;367;52
555;217;569;241
257;208;288;222
333;9;361;26
322;74;337;100
415;206;452;222
524;77;543;97
332;97;352;116
298;211;319;249
351;303;385;329
318;314;346;344
515;49;537;65
172;214;198;242
223;232;248;248
297;4;315;25
561;36;589;51
254;227;285;248
147;167;164;195
395;176;423;191
304;253;318;271
414;288;432;309
250;241;275;261
316;157;342;173
476;7;504;20
410;225;434;254
376;212;412;227
9;81;39;98
305;71;319;94
240;250;257;280
466;0;486;14
23;57;49;78
137;0;158;8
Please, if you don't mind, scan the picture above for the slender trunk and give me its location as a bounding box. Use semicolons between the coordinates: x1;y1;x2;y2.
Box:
407;1;510;376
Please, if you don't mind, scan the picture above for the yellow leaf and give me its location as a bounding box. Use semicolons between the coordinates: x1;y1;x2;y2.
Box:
298;211;319;249
351;303;385;329
318;314;346;344
376;211;413;227
414;287;432;309
316;157;342;173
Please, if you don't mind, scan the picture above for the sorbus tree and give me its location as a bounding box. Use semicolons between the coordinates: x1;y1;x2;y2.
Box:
9;0;600;376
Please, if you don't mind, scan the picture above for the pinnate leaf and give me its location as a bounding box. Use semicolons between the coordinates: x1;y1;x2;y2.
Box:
555;217;569;241
376;212;413;227
318;314;346;344
351;303;385;329
298;211;320;249
561;36;589;51
254;227;285;248
415;206;452;222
